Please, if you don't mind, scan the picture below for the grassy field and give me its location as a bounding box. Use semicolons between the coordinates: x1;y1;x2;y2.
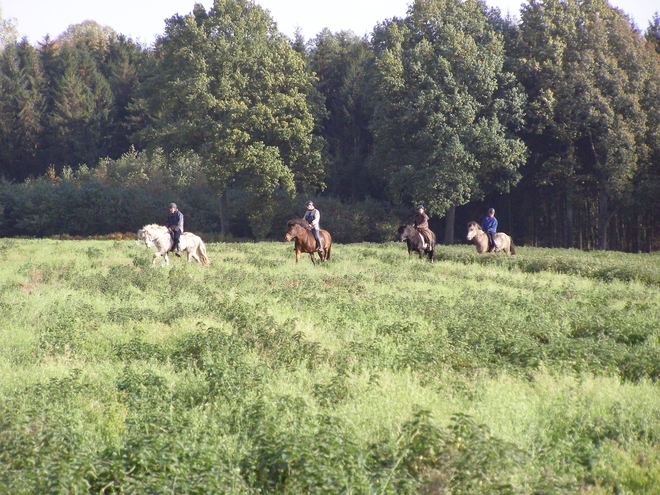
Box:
1;238;660;494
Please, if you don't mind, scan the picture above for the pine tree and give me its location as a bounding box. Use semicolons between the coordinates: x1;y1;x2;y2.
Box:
0;40;46;179
308;29;378;199
46;42;114;167
645;13;660;54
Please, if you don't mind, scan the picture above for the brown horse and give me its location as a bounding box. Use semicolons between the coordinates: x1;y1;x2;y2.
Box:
284;219;332;264
466;221;516;254
398;225;435;263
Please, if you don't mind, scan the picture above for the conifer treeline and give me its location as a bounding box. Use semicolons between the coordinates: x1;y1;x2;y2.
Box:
1;0;659;250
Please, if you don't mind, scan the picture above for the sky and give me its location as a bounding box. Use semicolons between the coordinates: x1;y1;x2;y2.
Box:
1;0;658;47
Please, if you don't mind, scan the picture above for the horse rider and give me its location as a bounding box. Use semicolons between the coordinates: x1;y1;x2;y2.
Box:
481;207;499;252
303;200;323;252
166;202;184;256
413;205;434;250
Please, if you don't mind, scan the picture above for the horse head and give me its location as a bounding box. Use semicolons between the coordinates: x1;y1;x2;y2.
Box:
137;228;152;248
285;219;309;241
466;221;482;241
397;225;413;242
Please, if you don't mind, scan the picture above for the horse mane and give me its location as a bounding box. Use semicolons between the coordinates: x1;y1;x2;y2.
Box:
287;219;310;230
142;223;167;232
467;221;482;230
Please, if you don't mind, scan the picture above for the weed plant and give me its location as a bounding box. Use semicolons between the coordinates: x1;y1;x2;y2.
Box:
1;238;660;493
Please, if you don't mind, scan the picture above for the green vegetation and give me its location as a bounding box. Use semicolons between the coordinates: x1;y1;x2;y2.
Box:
3;0;660;249
2;238;660;493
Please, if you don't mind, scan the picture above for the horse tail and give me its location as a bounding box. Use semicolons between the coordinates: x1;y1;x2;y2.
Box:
325;243;331;261
510;237;516;255
198;239;210;266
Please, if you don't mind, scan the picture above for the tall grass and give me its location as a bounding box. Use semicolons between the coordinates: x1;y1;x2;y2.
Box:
1;238;659;493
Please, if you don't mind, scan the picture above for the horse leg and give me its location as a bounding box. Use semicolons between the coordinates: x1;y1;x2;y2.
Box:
153;251;167;266
309;252;316;265
190;249;201;263
295;248;301;262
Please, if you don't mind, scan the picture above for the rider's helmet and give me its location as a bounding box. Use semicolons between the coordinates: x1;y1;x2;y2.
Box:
416;205;424;210
169;203;177;209
306;201;314;206
488;207;495;214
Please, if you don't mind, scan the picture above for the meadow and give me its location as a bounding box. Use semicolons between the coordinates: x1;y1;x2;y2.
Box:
1;237;660;494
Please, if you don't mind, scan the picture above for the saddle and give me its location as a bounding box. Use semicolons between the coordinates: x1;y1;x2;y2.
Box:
416;230;430;250
486;232;499;252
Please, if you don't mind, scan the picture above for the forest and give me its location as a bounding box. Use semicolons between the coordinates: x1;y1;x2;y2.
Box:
1;0;660;251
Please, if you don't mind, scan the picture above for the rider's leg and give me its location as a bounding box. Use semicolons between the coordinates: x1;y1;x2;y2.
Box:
173;230;182;256
312;229;323;252
488;232;499;251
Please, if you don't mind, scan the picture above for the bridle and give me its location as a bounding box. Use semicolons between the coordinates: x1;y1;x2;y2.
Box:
142;229;171;248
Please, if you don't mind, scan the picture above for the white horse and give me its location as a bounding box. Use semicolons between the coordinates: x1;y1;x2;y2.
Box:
137;224;210;266
466;221;516;255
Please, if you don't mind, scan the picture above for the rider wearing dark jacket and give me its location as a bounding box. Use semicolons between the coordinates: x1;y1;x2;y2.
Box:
166;202;184;256
413;205;434;249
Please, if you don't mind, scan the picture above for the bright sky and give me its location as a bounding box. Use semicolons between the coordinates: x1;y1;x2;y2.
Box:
1;0;658;47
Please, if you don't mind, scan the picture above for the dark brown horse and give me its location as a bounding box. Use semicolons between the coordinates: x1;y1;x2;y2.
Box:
284;219;332;264
398;224;435;263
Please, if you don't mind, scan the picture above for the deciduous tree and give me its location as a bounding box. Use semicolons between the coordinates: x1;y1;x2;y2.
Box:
135;0;325;236
516;0;657;249
370;0;527;243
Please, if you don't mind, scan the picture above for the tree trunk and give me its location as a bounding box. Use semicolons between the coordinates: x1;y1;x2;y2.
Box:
444;204;456;245
597;189;617;251
219;190;230;235
565;187;574;249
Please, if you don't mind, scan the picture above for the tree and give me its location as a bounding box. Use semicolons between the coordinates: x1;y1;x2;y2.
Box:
0;7;17;51
308;29;379;199
645;13;660;54
0;40;47;179
135;0;325;236
45;41;114;167
516;0;656;249
370;0;527;243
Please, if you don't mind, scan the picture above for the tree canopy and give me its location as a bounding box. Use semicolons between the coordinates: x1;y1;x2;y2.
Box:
134;0;325;234
1;0;660;249
370;0;527;216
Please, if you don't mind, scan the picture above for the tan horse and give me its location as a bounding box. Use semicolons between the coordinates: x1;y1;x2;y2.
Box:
137;224;210;266
284;219;332;264
466;221;516;254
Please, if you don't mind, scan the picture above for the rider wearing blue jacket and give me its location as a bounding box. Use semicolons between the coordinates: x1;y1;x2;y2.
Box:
481;207;498;252
166;202;184;256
